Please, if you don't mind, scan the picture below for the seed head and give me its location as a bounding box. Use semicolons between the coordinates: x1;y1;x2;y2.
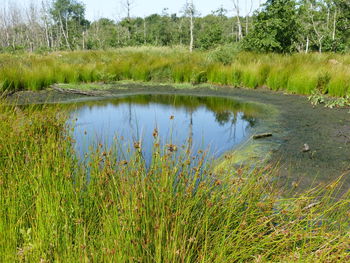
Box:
166;144;177;152
152;128;158;138
134;141;141;149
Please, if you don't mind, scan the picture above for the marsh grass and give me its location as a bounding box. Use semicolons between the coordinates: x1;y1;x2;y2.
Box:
1;102;350;262
1;48;350;97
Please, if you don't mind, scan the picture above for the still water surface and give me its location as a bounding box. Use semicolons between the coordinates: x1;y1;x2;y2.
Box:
70;95;261;161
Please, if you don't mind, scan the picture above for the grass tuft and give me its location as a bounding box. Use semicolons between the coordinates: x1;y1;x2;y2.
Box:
0;48;350;97
1;101;350;261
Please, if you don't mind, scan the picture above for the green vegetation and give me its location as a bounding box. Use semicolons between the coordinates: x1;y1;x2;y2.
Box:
0;0;349;53
1;0;349;261
1;48;350;97
1;101;350;262
308;91;350;108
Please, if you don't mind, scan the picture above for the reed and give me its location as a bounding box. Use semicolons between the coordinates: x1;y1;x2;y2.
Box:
0;47;350;97
326;68;350;97
1;102;350;262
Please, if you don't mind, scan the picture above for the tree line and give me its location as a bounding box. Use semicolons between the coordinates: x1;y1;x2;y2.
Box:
0;0;349;53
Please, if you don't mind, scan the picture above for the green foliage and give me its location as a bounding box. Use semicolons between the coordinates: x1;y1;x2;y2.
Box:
0;0;349;53
1;102;350;261
308;91;326;106
87;19;119;49
334;0;350;52
196;15;225;50
327;71;350;97
256;64;271;86
308;91;350;108
1;48;350;98
241;67;260;89
287;70;318;94
50;0;89;49
266;68;290;91
316;72;332;93
243;0;299;53
207;44;240;65
325;96;350;108
50;0;85;22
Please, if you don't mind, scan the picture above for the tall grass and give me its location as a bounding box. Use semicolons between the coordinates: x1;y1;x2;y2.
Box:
1;47;350;97
1;102;350;262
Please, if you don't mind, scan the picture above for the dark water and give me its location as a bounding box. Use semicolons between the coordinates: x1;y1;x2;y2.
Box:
70;95;261;161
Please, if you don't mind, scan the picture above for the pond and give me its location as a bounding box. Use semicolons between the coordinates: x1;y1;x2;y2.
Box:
10;84;350;190
69;94;264;162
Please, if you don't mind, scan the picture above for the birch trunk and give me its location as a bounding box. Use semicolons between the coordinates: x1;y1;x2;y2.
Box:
332;8;337;41
59;13;71;50
232;0;243;41
189;0;194;52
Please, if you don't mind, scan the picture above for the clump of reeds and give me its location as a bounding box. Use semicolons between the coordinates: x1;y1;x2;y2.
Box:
1;101;350;262
1;48;350;97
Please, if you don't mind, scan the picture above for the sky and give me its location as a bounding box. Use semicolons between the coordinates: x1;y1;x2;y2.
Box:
84;0;265;21
18;0;265;21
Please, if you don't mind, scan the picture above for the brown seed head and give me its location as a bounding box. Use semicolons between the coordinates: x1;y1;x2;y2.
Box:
134;141;141;149
153;128;158;138
166;144;177;152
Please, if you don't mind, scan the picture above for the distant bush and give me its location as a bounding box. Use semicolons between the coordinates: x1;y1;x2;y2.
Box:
207;44;241;65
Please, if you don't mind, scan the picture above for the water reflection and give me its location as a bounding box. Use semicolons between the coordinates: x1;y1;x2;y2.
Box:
69;95;262;161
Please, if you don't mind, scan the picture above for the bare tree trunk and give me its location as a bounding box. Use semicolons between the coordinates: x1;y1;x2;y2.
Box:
232;0;243;41
306;35;309;53
310;3;324;54
231;21;235;40
1;7;11;47
59;12;71;49
44;21;50;48
178;19;183;45
65;16;69;44
189;0;194;52
332;8;337;41
327;7;330;29
127;1;131;39
82;31;85;50
143;16;146;44
41;1;51;48
318;36;323;53
121;0;134;40
56;25;61;50
245;16;248;36
245;0;253;36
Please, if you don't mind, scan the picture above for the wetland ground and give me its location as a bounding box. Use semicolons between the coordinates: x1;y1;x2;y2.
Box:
8;82;350;191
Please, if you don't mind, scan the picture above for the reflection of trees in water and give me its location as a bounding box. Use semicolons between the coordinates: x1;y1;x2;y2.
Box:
214;110;256;127
242;115;256;127
215;111;231;126
188;110;193;153
72;94;259;138
71;94;263;119
70;94;260;159
214;111;256;142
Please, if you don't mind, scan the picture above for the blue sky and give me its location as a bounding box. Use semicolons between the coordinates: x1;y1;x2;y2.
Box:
19;0;265;21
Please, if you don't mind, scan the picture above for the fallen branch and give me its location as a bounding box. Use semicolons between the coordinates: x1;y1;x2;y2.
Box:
51;85;96;96
253;133;272;140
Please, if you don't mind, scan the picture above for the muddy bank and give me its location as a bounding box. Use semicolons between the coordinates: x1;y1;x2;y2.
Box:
7;82;350;191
